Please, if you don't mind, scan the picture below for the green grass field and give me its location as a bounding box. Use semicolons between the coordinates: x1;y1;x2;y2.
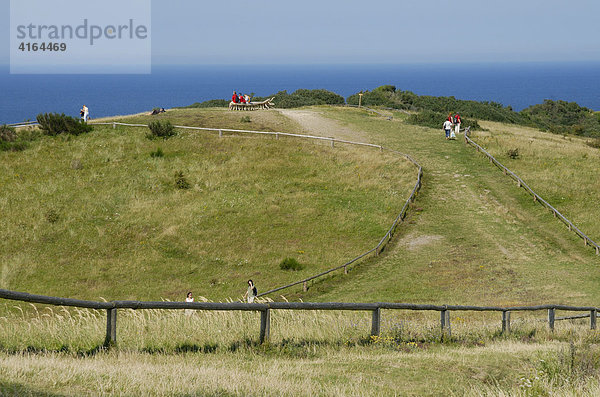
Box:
2;106;600;396
297;107;600;305
0;108;416;301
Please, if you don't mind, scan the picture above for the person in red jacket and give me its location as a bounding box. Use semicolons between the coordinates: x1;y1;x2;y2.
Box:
454;113;462;135
232;91;239;103
239;93;246;104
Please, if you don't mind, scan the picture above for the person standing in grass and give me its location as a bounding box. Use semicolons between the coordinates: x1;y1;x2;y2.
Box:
454;113;462;136
244;280;257;303
443;119;453;140
185;291;194;316
81;105;89;122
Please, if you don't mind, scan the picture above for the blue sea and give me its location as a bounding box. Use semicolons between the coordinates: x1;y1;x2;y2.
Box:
1;62;599;124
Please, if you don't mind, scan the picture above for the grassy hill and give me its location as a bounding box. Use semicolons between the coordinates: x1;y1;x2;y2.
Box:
291;107;600;305
0;108;416;301
2;105;600;395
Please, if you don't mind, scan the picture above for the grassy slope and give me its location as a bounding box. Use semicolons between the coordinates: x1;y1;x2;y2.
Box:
0;108;415;301
2;107;600;396
297;107;600;305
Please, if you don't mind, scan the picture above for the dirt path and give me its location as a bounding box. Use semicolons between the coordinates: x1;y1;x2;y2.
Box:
278;109;370;142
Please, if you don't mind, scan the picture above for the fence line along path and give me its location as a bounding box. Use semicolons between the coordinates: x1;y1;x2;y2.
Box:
1;288;598;349
89;121;424;296
463;130;600;256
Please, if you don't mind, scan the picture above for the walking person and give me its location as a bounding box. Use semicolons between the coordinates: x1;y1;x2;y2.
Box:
243;280;257;303
454;113;462;136
81;105;89;122
185;291;194;316
443;119;453;140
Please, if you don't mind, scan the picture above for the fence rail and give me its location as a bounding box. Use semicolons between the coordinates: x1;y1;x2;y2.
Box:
464;132;600;256
88;121;424;297
5;121;39;127
1;288;598;348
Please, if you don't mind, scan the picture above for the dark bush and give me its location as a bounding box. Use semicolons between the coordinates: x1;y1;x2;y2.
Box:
0;125;17;142
147;121;176;139
174;171;191;189
0;124;35;152
520;100;600;137
279;257;304;271
45;209;60;223
507;148;520;159
36;113;93;136
348;86;524;125
252;89;345;109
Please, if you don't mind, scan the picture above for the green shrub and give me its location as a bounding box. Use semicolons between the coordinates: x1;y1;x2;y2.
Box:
279;257;304;271
0;125;17;142
507;148;520;159
181;99;230;108
0;125;36;152
0;140;28;152
347;86;524;124
36;113;93;136
174;171;191;189
45;209;60;223
240;116;251;123
252;89;345;109
147;121;176;139
150;147;164;158
520;100;600;137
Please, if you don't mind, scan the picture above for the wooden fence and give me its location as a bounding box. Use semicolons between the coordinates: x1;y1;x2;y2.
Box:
87;121;424;297
463;131;600;256
1;288;598;349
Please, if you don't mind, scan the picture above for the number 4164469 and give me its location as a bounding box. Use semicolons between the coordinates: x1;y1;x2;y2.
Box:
18;42;67;52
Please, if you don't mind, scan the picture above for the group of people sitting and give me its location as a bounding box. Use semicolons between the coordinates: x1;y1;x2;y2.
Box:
231;91;252;104
443;113;462;140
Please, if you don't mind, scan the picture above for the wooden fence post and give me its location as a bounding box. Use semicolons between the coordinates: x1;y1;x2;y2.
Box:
502;311;511;334
218;129;223;138
591;309;597;330
344;266;348;275
440;309;451;337
596;246;599;255
371;308;381;337
275;133;279;140
260;309;270;344
112;122;116;129
104;308;117;347
303;282;308;292
548;308;555;331
330;138;335;148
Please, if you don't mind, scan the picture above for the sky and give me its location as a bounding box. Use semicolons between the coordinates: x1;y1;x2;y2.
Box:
1;0;599;66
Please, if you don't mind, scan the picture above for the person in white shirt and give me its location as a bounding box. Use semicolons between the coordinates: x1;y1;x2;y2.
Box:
81;105;89;122
443;120;453;139
185;291;194;316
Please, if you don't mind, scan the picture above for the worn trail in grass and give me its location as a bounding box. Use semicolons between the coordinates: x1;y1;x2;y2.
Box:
281;107;600;305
